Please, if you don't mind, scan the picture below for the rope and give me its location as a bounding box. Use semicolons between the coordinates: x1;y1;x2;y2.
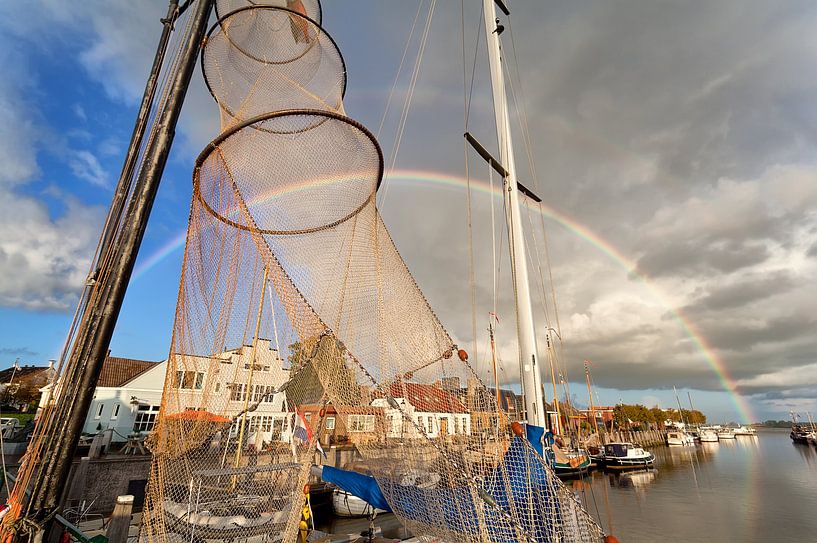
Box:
378;0;437;208
376;0;424;139
461;0;480;370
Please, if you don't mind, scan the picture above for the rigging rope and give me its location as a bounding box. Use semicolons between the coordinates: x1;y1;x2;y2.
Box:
378;0;437;208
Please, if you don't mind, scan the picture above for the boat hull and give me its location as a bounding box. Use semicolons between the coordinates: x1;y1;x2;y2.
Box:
553;456;592;478
601;453;656;470
332;489;387;518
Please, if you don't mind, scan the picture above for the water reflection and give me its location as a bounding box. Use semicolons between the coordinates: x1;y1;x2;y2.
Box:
566;430;817;542
614;469;657;490
792;441;817;468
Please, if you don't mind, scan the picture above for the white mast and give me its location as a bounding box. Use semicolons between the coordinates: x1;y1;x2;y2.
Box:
482;0;547;428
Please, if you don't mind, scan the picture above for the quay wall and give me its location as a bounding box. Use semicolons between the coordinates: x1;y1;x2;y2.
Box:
66;456;152;514
601;429;667;447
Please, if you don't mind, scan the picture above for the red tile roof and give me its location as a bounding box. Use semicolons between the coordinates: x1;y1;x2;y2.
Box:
387;382;468;414
97;357;159;387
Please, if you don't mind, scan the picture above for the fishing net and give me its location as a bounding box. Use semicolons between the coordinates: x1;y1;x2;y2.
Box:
140;2;604;542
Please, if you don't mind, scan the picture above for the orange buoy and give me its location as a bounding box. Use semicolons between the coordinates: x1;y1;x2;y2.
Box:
319;408;325;417
457;349;468;361
603;535;621;543
511;421;524;436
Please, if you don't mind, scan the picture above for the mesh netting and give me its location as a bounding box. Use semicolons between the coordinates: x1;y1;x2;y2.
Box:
140;2;604;542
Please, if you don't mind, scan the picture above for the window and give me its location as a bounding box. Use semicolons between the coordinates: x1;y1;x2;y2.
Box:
229;383;246;402
325;416;336;430
95;403;104;419
111;404;120;420
427;416;433;430
348;414;376;432
174;371;204;390
133;405;160;433
214;382;220;393
252;384;274;403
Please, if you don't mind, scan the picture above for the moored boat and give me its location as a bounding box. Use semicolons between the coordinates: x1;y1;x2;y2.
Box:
552;448;592;478
734;425;757;436
790;424;810;444
699;428;719;442
716;428;736;440
666;430;695;446
332;488;387;518
600;442;656;470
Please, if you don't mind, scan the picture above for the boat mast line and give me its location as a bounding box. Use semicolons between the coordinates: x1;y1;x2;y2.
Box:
481;0;547;429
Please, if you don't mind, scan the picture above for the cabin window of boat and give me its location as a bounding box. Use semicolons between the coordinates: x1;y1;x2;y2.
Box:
349;414;375;432
95;403;104;419
326;416;336;430
111;404;120;420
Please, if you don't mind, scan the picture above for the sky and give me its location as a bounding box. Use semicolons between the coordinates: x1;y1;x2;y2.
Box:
0;0;815;424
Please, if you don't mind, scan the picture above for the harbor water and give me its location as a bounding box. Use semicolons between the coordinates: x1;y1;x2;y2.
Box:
566;428;817;542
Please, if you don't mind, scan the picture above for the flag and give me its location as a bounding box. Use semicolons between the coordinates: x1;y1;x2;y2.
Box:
292;408;327;458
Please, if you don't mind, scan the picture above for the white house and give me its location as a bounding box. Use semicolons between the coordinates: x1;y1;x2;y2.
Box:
43;340;293;444
163;339;292;441
372;382;471;439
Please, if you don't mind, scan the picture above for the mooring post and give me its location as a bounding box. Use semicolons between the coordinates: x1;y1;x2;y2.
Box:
106;495;134;543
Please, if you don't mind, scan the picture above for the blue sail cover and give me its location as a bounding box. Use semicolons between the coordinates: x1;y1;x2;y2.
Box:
322;434;563;542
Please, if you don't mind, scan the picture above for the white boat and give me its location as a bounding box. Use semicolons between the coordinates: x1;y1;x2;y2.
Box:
666;430;694;446
699;428;719;442
331;488;387;518
734;425;757;436
601;442;656;469
716;429;736;440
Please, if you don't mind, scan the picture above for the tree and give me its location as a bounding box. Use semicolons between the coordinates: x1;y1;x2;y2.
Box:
613;404;653;430
286;334;358;406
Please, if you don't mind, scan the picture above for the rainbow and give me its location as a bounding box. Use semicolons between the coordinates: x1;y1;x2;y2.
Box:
132;168;754;423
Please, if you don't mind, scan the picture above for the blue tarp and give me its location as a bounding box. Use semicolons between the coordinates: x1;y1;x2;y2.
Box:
321;431;563;542
321;465;393;512
525;423;546;457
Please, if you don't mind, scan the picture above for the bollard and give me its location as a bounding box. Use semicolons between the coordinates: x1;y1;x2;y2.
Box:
106;495;134;543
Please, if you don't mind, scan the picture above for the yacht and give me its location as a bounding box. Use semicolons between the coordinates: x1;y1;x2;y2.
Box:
666;430;694;446
699;428;719;442
600;442;656;470
734;425;757;436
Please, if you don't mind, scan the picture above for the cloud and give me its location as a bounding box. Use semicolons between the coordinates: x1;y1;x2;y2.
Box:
0;347;39;359
68;150;109;187
0;190;105;311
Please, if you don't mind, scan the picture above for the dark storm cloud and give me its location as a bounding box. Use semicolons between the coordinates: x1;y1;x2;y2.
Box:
636;240;771;278
683;271;797;313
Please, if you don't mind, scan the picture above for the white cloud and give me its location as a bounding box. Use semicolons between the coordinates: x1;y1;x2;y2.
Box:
68;150;109;188
0;190;104;310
